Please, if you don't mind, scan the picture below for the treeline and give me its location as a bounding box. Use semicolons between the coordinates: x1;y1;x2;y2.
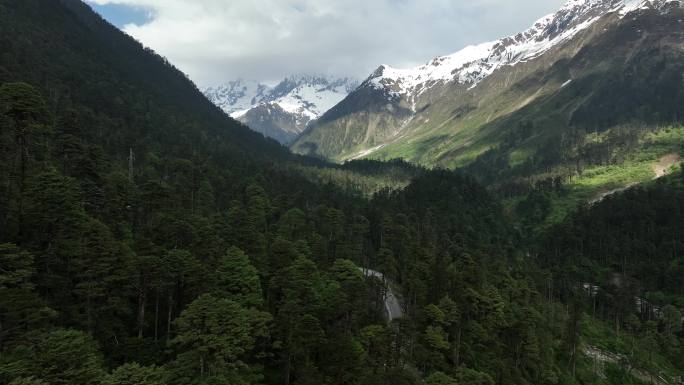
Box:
0;0;682;384
0;79;547;382
0;78;583;385
288;158;422;198
465;121;670;198
0;1;561;383
536;173;684;376
462;38;684;194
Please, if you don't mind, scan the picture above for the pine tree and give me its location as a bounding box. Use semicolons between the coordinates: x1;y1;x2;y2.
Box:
0;83;51;239
214;247;263;308
564;297;583;378
276;208;308;241
102;363;167;385
0;244;53;350
171;294;263;380
72;218;130;335
3;329;105;385
329;259;366;332
157;250;205;342
0;83;49;181
274;256;323;385
425;371;458;385
8;377;49;385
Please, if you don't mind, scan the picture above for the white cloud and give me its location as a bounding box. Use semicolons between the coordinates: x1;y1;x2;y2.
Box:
86;0;567;86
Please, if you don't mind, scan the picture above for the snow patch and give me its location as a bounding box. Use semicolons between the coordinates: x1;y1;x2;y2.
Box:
204;76;359;130
229;109;251;119
350;144;386;160
366;0;682;99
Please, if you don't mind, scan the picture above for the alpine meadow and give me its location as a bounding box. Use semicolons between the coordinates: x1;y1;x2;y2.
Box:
0;1;683;385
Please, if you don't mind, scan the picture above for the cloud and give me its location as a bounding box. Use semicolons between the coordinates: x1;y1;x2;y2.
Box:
86;0;566;86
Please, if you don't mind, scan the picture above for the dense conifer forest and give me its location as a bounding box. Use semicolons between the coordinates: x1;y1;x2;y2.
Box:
0;1;681;384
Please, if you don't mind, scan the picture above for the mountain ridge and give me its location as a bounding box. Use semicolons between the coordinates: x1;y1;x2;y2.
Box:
292;0;683;171
363;0;681;104
204;75;358;144
1;1;683;384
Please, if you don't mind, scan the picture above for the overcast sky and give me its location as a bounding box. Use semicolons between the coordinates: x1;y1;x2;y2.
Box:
86;0;567;86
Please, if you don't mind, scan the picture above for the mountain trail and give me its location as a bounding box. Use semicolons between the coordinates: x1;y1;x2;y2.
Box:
590;183;638;204
584;345;674;385
653;153;681;179
360;268;403;321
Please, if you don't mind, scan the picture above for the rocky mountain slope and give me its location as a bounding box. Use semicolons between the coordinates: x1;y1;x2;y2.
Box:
291;0;684;186
204;76;358;144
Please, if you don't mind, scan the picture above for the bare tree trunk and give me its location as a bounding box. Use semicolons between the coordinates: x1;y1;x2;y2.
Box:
154;291;159;341
284;353;292;385
137;289;146;339
455;327;462;367
128;148;134;182
569;339;577;378
166;294;173;342
17;136;27;239
0;319;4;355
86;293;92;335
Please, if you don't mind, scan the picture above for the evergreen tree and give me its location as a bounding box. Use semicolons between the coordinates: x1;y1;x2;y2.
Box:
214;246;263;308
274;256;323;385
425;371;458;385
171;294;267;381
8;378;49;385
1;1;682;382
2;329;104;385
102;363;167;385
0;244;53;350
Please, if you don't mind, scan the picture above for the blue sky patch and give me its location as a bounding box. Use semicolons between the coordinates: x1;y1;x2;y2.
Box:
90;3;151;28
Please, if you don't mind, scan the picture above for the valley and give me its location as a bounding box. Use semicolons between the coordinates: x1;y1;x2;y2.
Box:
0;1;682;385
288;0;684;220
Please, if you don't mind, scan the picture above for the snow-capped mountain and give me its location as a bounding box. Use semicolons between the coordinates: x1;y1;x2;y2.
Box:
204;76;358;144
292;0;684;163
203;80;271;117
367;0;681;102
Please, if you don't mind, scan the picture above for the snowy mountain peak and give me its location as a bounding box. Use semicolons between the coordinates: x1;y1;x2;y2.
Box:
204;76;358;118
261;75;360;119
204;76;359;143
366;0;682;97
203;80;270;116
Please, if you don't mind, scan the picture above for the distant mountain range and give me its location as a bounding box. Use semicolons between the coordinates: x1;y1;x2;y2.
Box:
291;0;683;172
204;76;358;144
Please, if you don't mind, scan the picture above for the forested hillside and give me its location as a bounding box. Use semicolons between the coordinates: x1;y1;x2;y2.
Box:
535;172;684;383
293;0;684;218
0;1;682;385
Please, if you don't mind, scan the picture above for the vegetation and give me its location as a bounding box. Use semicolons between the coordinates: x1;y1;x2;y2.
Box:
288;159;424;197
0;1;681;385
530;172;684;383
